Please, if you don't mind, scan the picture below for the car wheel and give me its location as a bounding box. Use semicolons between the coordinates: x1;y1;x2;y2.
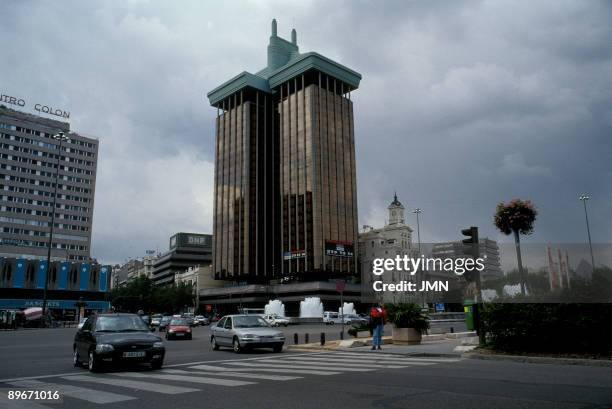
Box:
187;334;192;340
88;350;100;373
150;360;163;370
211;336;220;350
232;337;242;353
273;345;283;353
73;348;81;367
284;323;288;327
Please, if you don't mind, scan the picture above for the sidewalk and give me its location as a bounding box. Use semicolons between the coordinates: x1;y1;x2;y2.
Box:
343;338;463;357
287;335;466;357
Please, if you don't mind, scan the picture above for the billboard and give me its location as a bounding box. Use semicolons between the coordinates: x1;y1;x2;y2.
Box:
170;233;212;250
325;241;354;258
283;250;306;260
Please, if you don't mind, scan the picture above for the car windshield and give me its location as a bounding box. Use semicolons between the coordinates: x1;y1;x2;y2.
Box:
170;319;187;326
233;316;270;328
96;315;149;332
161;317;171;322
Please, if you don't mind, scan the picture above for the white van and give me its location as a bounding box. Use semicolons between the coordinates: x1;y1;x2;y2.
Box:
323;311;344;325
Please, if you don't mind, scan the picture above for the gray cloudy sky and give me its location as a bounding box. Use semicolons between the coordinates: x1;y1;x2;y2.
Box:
1;0;611;265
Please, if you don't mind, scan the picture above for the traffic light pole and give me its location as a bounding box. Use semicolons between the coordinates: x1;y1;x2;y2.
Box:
462;226;485;345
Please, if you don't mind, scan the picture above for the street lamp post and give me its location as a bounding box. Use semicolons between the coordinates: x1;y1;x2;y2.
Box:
413;208;422;255
579;194;596;274
412;208;425;308
41;132;70;323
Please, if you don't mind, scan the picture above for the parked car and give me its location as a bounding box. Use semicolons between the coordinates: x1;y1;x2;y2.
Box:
158;316;172;332
194;315;210;326
166;318;192;340
150;314;163;327
262;314;290;327
73;313;165;372
210;314;285;353
323;311;343;325
342;314;368;325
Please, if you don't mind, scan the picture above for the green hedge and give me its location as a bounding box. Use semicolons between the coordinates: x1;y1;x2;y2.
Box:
481;303;612;354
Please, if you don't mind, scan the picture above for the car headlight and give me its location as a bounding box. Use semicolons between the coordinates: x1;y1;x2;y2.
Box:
241;334;257;339
95;343;114;353
187;328;191;332
153;341;164;348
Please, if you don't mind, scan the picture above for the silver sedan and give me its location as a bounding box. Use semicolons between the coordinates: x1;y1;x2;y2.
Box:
210;314;285;353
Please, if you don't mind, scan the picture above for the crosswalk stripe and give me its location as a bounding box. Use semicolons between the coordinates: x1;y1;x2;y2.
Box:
326;352;461;363
162;368;301;381
271;357;422;368
61;375;199;394
8;379;136;404
189;364;341;376
115;371;255;387
280;356;435;366
0;392;52;409
225;361;374;372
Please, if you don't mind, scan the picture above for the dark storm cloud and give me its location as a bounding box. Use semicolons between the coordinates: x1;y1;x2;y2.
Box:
1;1;610;264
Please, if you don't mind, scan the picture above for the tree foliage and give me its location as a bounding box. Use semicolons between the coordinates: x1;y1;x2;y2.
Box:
494;199;537;235
108;276;195;314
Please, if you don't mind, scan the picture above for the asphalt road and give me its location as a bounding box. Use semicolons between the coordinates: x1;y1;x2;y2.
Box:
1;326;611;409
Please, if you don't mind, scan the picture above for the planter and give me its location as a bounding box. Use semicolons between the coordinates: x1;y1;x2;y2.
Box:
356;331;371;338
392;327;422;345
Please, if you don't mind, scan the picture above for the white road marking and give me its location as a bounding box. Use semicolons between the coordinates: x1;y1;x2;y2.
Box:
162;368;301;381
281;356;436;366
189;364;341;376
225;361;374;372
8;379;135;404
328;352;462;362
61;375;199;394
115;371;255;387
272;357;422;368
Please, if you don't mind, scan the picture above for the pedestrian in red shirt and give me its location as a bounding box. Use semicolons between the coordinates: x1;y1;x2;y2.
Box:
370;303;387;350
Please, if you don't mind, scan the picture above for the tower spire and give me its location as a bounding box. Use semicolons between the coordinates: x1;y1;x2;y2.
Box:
271;19;277;37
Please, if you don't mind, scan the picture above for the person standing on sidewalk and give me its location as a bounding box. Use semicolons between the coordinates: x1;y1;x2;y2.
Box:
370;303;387;350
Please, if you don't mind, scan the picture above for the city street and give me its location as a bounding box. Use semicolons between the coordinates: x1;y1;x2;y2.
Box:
1;327;612;409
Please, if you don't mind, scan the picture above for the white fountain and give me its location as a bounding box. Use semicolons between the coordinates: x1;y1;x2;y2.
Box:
264;299;286;317
338;302;356;316
299;297;324;318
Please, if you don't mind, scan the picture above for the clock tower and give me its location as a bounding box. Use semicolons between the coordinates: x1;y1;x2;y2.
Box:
387;192;405;226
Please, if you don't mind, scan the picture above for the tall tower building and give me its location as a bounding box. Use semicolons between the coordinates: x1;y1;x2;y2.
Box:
207;20;361;282
0;106;98;261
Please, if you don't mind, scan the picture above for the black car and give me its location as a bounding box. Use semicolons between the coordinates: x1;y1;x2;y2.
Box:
73;313;165;372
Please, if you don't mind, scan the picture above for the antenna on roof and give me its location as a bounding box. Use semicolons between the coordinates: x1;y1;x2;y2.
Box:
271;19;277;37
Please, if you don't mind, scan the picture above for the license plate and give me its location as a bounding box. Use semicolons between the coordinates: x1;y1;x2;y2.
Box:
175;333;185;336
123;351;146;358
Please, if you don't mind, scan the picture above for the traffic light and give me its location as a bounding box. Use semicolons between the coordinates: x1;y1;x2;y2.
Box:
461;226;479;282
461;226;479;258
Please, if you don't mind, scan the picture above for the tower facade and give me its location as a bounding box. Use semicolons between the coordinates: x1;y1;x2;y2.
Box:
207;20;361;282
387;193;405;225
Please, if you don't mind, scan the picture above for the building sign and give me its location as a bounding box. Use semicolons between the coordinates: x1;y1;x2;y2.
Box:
170;233;212;250
325;241;354;258
1;93;70;119
283;250;306;260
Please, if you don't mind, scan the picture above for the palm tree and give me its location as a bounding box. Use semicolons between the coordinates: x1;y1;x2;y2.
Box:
494;199;537;296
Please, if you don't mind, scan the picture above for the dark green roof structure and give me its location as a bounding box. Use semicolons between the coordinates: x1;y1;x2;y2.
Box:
207;19;362;106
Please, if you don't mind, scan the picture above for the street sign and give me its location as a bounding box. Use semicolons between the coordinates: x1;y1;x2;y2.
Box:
435;303;445;312
336;280;345;293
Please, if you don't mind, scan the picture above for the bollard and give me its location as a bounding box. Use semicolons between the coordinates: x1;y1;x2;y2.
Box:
294;333;298;345
340;331;344;340
320;332;325;346
305;333;309;344
450;327;454;333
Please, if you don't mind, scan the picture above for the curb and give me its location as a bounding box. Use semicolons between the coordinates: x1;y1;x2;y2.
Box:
464;352;612;367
